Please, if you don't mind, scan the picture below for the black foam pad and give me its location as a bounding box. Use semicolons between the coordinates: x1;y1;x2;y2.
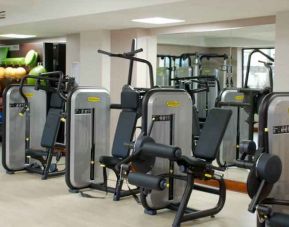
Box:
50;93;64;108
194;108;232;161
111;111;138;158
247;164;273;200
256;153;282;184
121;85;140;110
141;141;182;160
41;108;62;148
270;213;289;227
128;172;166;191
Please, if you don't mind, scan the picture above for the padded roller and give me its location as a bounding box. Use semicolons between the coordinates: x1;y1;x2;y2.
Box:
269;213;289;227
141;142;182;160
240;140;256;156
256;153;282;184
128;172;167;191
234;160;254;169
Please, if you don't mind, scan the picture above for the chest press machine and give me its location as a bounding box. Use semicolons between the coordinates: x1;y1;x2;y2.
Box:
2;71;74;180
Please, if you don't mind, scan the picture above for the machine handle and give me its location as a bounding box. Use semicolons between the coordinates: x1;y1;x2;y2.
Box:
141;142;182;160
98;45;154;88
97;49;113;56
128;172;167;191
124;48;143;56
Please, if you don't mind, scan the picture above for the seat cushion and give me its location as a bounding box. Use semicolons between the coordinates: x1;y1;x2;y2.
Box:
26;149;48;158
99;156;123;169
177;156;207;169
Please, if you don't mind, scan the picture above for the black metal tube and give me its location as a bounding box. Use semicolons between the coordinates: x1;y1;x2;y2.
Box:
244;49;274;88
19;73;67;108
172;174;194;227
90;108;95;180
181;178;226;223
127;39;136;85
98;49;154;88
199;53;228;61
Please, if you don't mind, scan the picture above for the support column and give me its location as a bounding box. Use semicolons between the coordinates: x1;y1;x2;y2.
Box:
274;11;289;92
80;30;111;90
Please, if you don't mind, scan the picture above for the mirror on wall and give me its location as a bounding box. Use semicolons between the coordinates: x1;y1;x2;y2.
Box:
156;24;275;183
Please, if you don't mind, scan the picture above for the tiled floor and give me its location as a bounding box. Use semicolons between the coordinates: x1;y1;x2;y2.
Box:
0;165;256;227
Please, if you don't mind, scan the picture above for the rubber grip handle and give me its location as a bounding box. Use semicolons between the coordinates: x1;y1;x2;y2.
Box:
128;172;167;191
98;49;112;56
123;48;143;56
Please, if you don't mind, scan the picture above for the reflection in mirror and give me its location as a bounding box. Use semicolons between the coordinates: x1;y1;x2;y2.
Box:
157;24;275;183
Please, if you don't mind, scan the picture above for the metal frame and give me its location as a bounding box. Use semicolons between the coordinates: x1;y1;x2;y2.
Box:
241;47;274;86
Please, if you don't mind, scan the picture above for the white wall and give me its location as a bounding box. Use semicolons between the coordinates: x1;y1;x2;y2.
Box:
66;30;111;89
80;30;111;89
66;34;80;77
275;11;289;92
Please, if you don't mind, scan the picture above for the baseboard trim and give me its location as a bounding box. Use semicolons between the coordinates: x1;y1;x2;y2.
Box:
195;178;247;193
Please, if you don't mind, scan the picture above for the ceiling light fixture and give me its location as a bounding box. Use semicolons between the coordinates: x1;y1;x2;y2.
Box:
132;17;185;25
0;34;36;39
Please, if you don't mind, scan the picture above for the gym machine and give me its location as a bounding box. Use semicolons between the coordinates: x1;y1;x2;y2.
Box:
2;71;75;179
66;40;154;201
247;153;289;227
229;91;289;225
125;108;231;227
172;53;228;121
156;55;178;87
172;75;221;121
217;48;274;168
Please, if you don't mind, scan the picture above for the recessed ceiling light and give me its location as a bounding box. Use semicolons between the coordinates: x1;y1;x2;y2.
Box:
0;34;36;39
132;17;185;25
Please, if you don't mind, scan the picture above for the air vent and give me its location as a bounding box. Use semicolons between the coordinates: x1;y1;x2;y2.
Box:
0;11;6;19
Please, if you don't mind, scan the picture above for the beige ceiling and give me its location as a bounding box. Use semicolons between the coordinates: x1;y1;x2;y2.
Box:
0;0;288;39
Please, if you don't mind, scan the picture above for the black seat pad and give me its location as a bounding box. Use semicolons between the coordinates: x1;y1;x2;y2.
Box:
26;149;48;158
177;156;207;169
99;156;123;169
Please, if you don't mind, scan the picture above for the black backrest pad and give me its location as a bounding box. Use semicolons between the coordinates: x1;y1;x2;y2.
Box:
121;86;140;109
194;108;232;161
50;93;64;108
41;108;62;148
112;111;138;158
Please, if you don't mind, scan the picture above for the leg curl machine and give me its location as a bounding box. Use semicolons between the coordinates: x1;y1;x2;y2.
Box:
122;108;232;227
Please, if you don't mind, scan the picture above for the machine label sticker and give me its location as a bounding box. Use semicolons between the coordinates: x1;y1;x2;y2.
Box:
10;103;25;108
25;93;34;98
234;95;244;101
87;97;100;103
273;125;289;134
152;114;173;122
75;109;92;114
166;101;180;108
